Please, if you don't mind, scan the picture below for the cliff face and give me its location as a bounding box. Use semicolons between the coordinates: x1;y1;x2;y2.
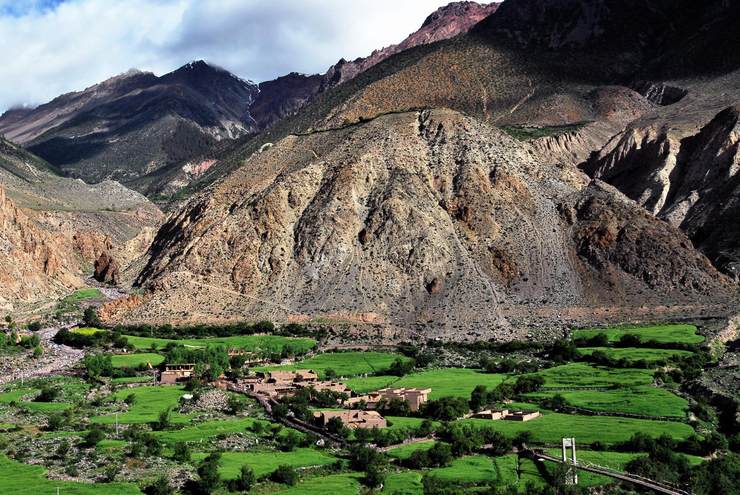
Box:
584;104;740;280
127;109;732;337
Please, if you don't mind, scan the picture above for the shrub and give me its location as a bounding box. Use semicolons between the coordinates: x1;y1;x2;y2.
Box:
270;465;298;486
197;452;222;492
422;396;469;421
173;442;191;462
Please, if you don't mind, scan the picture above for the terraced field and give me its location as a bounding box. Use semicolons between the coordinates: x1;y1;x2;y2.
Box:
526;385;689;418
577;347;694;363
110;353;164;368
573;324;704;344
0;455;142;494
256;351;410;378
192;449;337;478
533;363;653;388
91;385;191;424
274;473;362;495
123;334;316;354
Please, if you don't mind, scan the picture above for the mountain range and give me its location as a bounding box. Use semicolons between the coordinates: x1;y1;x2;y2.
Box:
1;0;740;338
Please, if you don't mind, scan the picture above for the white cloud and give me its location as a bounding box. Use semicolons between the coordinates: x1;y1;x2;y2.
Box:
0;0;471;111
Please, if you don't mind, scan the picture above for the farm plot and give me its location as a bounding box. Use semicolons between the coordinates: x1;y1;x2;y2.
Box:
110;353;164;368
256;351;410;378
533;363;653;389
0;455;142;494
460;411;695;446
123;334;316;354
192;449;337;478
573;324;703;344
430;455;499;484
382;471;423;494
577;347;694;363
387;440;437;459
274;473;362;495
91;385;191;424
345;368;509;399
526;385;689;418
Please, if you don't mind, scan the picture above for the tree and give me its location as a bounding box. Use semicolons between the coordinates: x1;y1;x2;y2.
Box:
365;462;386;488
324;368;338;380
470;385;488;411
173;442;191;462
388;358;415;376
83;353;113;379
278;430;301;452
231;465;256;492
82;426;105;448
145;476;175;495
197;452;222;492
270;465;298;485
421;396;469;421
83;307;102;327
153;408;171;431
326;416;345;435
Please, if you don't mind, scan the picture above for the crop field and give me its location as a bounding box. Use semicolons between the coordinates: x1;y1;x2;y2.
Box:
0;455;142;494
123;334;316;354
154;417;292;444
386;440;437;459
71;327;105;336
91;385;191;424
193;448;337;478
577;347;694;363
573;324;703;344
256;351;410;378
430;455;499;483
61;288;103;303
533;363;653;388
110;353;164;368
275;473;362;495
346;368;509;399
382;471;423;494
526;385;689;418
460;411;695;445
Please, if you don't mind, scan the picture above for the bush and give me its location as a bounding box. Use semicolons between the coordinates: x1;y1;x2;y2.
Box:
270;465;298;486
229;465;255;492
421;396;469;421
173;442;191;462
82;427;105;448
197;452;222;492
388;358;415;376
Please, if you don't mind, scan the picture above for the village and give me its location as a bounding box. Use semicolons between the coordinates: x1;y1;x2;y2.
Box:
159;362;541;430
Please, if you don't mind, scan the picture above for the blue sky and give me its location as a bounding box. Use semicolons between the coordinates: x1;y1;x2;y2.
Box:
0;0;472;111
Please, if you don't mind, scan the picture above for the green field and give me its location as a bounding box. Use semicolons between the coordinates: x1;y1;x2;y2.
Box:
155;417;276;444
573;324;703;344
577;347;694;363
382;471;423;494
110;353;164;368
387;440;437;459
346;368;509;399
257;351;410;378
275;473;362;495
533;363;653;389
193;449;337;478
431;455;499;484
123;334;315;354
0;388;72;412
459;411;695;446
92;385;191;424
0;455;142;494
71;327;105;336
61;288;103;303
526;386;689;418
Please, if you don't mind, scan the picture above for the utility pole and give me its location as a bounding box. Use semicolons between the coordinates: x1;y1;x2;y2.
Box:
115;412;119;436
561;437;578;485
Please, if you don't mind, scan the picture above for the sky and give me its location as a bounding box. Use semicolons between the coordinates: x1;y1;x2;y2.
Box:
0;0;471;112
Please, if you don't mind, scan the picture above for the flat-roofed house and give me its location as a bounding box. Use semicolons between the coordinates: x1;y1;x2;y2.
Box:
313;410;387;429
504;410;541;421
160;364;196;384
472;409;509;420
345;387;432;412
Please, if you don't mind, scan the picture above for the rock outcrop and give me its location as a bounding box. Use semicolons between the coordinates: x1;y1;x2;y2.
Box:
127;109;733;337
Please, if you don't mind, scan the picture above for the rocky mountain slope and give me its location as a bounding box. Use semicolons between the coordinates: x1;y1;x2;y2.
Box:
0;61;259;196
0;137;163;313
121;110;733;338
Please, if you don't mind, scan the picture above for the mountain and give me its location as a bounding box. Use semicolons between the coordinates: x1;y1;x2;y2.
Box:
0;61;259;196
102;0;740;336
320;1;500;91
0;136;162;313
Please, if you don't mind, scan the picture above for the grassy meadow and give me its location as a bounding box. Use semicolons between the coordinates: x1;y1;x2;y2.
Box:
572;324;703;344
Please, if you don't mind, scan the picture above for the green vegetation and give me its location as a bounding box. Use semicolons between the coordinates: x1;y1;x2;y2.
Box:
62;288;103;304
577;347;694;363
387;440;437;459
533;363;653;388
500;122;588;141
71;327;105;336
346;368;508;399
192;449;337;478
154;417;270;444
92;385;191;424
123;334;315;354
110;353;164;368
382;471;422;494
527;385;689;418
0;455;142;494
275;473;362;495
430;455;498;483
573;324;704;344
257;351;411;378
